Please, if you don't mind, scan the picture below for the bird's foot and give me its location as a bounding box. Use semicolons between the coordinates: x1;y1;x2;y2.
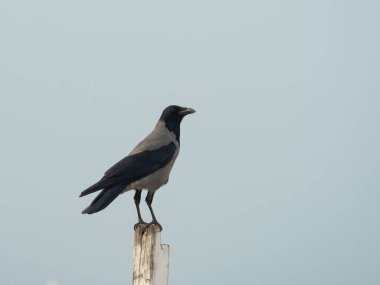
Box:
146;220;162;231
134;221;148;231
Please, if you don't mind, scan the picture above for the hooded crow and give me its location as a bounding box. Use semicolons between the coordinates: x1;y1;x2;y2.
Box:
80;105;195;230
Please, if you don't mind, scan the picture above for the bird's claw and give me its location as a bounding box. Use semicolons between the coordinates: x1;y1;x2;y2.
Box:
140;221;163;233
134;220;162;232
134;221;148;231
149;220;163;231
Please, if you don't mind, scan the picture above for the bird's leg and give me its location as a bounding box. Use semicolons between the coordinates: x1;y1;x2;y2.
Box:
145;191;162;231
134;190;147;230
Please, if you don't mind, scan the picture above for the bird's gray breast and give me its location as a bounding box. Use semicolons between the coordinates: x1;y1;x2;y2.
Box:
128;150;179;191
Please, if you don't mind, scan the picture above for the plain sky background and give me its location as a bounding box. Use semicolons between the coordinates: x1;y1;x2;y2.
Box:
1;0;379;284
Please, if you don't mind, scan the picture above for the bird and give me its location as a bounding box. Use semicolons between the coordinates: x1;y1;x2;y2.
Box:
79;105;195;230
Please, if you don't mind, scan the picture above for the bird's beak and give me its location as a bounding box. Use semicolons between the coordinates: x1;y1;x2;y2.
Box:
178;107;196;116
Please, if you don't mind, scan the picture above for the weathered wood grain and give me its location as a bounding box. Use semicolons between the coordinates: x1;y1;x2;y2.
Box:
133;225;169;285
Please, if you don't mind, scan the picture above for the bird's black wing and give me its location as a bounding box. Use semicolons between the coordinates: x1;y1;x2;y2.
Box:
80;142;177;197
105;142;176;180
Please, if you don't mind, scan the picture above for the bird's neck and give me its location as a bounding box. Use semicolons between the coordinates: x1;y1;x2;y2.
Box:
163;120;181;143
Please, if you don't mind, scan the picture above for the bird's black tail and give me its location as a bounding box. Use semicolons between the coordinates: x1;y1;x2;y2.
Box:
82;184;124;214
80;179;109;197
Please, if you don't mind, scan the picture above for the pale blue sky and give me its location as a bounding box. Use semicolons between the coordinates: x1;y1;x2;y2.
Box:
1;1;379;285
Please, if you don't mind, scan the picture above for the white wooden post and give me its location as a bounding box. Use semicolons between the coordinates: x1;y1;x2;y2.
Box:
133;225;169;285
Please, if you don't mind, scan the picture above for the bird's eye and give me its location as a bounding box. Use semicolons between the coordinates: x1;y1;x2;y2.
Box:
171;108;176;112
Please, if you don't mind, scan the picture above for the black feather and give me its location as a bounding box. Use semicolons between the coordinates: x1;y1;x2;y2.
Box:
80;142;177;213
82;184;124;214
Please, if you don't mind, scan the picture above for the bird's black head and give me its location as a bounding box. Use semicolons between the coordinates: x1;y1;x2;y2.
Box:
159;105;195;141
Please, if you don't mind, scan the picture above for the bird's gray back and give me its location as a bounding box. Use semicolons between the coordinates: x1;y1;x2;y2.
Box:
130;121;179;155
